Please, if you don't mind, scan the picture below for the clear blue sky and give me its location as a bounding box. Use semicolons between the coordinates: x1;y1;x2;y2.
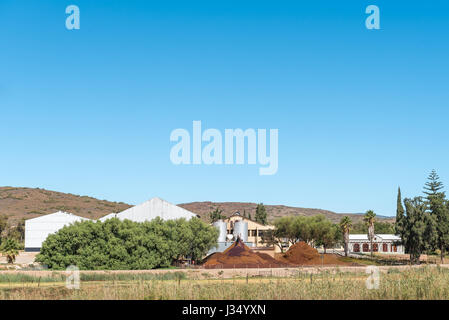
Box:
1;1;448;216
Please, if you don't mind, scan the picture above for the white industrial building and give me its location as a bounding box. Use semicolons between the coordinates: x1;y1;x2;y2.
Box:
349;234;404;254
25;211;91;252
98;213;118;222
104;197;199;222
25;197;199;252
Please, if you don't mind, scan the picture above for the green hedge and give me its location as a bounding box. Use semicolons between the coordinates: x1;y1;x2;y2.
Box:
36;217;218;270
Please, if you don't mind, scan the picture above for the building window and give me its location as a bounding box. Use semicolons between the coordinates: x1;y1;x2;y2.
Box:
353;243;360;252
373;243;378;252
392;245;397;252
383;243;388;252
362;243;369;252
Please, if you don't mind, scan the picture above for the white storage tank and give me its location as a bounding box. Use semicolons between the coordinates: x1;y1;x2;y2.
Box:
233;220;248;242
213;220;227;242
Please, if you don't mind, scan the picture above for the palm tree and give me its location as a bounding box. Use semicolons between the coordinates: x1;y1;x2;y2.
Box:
0;238;20;264
339;216;353;257
364;210;376;257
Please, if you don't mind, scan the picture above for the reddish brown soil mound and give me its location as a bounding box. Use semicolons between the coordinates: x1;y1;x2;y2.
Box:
203;239;290;268
281;242;320;264
278;241;356;266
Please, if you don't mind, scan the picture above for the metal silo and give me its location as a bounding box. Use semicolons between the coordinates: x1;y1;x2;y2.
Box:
233;220;248;242
213;220;227;242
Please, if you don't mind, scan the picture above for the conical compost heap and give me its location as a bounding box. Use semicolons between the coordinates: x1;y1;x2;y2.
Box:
203;238;288;268
278;241;356;266
280;241;321;264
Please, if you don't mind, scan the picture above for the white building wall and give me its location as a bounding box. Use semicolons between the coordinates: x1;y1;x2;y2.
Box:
25;211;90;251
25;198;198;251
349;241;404;254
99;213;117;222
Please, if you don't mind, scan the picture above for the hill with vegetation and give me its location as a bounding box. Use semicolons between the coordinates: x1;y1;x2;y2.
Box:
178;201;394;224
0;187;131;224
0;187;394;226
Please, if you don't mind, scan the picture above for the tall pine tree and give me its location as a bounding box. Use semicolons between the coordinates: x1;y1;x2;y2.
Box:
423;170;449;263
423;169;444;196
255;203;267;225
395;187;405;236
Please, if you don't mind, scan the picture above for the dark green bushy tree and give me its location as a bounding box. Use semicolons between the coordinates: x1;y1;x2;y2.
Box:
427;194;449;263
262;215;339;252
400;197;427;264
208;208;225;223
184;218;219;261
394;170;449;264
36;217;218;270
255;203;267;225
312;217;339;253
351;221;394;234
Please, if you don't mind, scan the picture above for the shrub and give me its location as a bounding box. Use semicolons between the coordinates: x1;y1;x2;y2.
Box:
0;238;21;263
36;217;218;270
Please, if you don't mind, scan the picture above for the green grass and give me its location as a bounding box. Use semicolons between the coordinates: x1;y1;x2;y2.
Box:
1;266;449;299
0;273;63;283
79;272;187;282
338;256;381;265
338;253;418;266
0;272;187;283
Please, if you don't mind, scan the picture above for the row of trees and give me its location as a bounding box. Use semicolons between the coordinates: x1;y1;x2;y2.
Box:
395;170;449;264
262;210;386;258
209;203;268;225
261;215;340;253
252;170;448;265
350;220;394;234
209;208;225;222
36;217;219;270
339;210;379;257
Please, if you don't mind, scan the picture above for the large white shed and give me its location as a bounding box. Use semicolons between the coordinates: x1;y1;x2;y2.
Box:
98;213;118;222
25;211;90;252
111;197;198;222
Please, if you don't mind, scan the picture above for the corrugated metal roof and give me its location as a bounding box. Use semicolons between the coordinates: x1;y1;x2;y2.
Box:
116;197;198;222
99;213;118;221
349;234;401;241
25;211;91;222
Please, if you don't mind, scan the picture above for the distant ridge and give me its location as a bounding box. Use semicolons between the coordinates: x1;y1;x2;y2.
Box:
0;187;131;224
0;187;394;225
178;201;395;223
